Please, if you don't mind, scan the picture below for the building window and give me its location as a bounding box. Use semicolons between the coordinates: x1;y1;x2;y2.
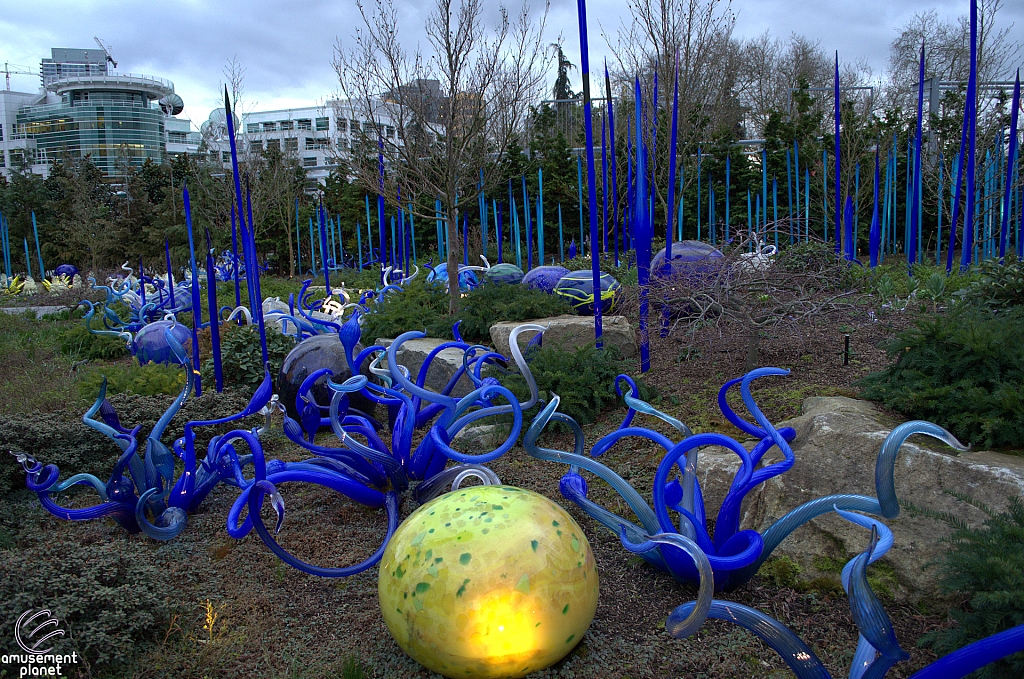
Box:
0;124;4;142
266;138;280;151
280;120;294;131
297;119;312;131
302;156;317;167
222;151;231;162
284;137;298;152
262;121;277;132
250;139;263;152
246;123;259;134
316;117;329;131
0;152;5;168
336;118;348;133
305;137;315;150
168;131;187;143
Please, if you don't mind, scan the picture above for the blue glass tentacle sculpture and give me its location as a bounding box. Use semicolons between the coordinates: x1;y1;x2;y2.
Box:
523;366;968;592
666;506;1024;679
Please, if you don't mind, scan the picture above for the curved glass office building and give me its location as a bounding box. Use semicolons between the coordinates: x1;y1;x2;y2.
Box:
17;73;174;175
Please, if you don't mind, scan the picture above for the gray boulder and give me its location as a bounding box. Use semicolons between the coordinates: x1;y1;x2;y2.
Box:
489;314;636;358
695;397;1024;600
451;424;505;453
375;337;475;397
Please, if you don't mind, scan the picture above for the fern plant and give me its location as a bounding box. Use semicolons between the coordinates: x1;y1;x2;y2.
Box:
917;496;1024;679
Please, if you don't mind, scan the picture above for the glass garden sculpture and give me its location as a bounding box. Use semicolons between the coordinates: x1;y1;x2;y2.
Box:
553;270;622;315
13;312;551;581
426;262;481;291
518;365;1024;677
521;265;570;294
485;262;526;285
379;484;599;679
521;366;970;592
650;240;724;280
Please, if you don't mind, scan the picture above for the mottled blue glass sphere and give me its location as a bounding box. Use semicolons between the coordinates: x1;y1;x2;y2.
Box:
54;264;79;279
651;240;724;280
521;265;570;294
554;270;622;315
485;263;525;285
133;320;193;366
427;263;480;291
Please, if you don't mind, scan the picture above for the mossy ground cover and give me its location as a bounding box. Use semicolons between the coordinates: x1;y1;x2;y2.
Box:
0;270;979;678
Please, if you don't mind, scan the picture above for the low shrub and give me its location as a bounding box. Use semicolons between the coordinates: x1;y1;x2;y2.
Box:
497;344;655;426
0;413;122;496
359;278;453;341
918;496;1024;678
455;283;573;342
59;322;130;362
0;532;167;670
200;322;297;391
78;361;187;400
361;278;577;345
857;307;1024;449
954;256;1024;311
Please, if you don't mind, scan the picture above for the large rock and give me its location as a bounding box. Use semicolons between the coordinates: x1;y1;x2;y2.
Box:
489;315;637;359
696;397;1024;601
376;337;475;397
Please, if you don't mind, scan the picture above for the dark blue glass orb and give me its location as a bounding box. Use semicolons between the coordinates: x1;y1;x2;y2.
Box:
54;264;79;279
522;266;570;294
426;263;480;291
277;333;375;422
651;240;724;280
133;320;193;366
485;263;525;285
554;270;622;315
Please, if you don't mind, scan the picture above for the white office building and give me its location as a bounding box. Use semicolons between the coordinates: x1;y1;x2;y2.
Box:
203;99;402;186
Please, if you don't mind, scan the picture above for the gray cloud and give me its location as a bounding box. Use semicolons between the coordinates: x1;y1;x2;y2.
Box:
0;0;1019;128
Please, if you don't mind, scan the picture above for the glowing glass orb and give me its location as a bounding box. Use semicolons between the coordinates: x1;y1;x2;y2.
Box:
379;485;599;679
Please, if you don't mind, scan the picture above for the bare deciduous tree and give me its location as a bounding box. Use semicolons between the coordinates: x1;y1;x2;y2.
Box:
334;0;549;313
644;234;856;371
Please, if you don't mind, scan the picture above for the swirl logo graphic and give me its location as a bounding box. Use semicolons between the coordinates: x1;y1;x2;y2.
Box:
14;609;65;654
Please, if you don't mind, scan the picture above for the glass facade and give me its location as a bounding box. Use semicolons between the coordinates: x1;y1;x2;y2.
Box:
17;96;165;174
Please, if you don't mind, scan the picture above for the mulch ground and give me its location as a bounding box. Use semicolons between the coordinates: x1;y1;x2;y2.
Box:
2;299;950;679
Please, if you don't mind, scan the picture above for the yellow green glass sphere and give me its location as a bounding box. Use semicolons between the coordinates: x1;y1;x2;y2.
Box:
378;485;599;679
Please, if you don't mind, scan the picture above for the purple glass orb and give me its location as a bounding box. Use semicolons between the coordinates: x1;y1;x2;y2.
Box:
522;266;570;294
54;264;79;279
651;240;724;280
485;263;525;285
133;320;193;366
427;263;480;292
554;270;622;315
277;333;375;422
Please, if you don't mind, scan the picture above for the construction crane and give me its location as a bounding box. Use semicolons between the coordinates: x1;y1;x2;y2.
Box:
94;37;117;69
2;62;35;90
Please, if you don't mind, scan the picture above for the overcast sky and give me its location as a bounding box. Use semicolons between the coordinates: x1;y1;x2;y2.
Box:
0;0;1020;130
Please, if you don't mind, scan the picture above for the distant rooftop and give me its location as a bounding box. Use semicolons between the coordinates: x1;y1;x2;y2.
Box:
41;47;109;87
